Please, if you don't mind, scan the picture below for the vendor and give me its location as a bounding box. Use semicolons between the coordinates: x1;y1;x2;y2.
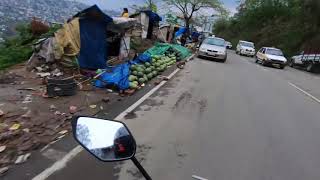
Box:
121;8;129;18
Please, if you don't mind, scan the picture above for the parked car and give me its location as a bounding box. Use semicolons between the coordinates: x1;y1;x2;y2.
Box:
236;40;255;57
256;47;287;69
198;37;227;62
226;41;232;49
290;50;320;72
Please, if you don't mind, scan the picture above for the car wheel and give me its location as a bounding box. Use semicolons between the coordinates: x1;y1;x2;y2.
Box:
279;65;285;69
222;57;227;63
289;60;295;67
255;58;259;63
262;60;267;66
307;63;314;72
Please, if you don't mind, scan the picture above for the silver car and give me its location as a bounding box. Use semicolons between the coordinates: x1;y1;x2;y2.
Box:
198;37;227;62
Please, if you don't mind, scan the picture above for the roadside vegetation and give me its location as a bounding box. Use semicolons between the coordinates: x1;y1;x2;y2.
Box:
213;0;320;57
0;23;60;70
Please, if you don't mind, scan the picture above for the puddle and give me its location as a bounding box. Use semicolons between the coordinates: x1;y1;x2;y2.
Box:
124;111;138;120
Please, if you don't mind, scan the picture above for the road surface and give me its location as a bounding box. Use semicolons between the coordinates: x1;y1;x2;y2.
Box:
47;51;320;180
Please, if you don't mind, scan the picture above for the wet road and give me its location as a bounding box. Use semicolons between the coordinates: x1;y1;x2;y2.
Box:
47;51;320;180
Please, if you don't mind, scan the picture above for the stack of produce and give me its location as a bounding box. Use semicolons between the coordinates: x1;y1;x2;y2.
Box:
129;54;177;89
165;47;184;61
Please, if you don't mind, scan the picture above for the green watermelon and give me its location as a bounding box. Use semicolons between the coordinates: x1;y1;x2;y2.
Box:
132;71;138;76
130;65;136;71
130;82;138;89
147;73;153;79
145;68;152;73
137;71;144;77
129;75;137;81
138;78;145;83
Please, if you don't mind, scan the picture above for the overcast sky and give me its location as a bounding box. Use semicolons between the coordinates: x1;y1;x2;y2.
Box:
75;0;239;14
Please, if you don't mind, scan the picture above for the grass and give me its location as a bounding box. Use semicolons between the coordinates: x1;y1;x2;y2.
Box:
0;23;61;70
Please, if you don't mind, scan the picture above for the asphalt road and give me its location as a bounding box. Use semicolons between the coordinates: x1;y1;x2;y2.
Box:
46;51;320;180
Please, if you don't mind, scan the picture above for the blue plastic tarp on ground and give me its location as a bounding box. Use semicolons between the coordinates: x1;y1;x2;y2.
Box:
77;5;113;70
94;63;130;90
133;53;152;63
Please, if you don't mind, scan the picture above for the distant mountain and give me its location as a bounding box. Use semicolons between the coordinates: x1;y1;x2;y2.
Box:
0;0;120;42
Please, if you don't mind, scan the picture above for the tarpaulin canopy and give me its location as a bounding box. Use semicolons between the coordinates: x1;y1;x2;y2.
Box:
142;10;162;22
130;10;162;22
76;5;113;70
175;27;187;38
74;5;113;23
54;17;81;59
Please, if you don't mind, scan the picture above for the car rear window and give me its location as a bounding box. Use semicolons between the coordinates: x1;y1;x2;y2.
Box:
240;42;254;48
266;49;284;56
204;38;225;47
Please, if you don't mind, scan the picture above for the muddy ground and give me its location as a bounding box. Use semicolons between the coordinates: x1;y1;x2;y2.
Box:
0;63;121;173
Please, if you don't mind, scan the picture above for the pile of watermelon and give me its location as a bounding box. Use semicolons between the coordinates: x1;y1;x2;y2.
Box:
129;54;177;89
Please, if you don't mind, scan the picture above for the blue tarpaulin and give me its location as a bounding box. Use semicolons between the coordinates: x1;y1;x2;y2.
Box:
77;5;113;70
94;63;130;90
133;53;152;63
142;10;162;22
175;27;187;38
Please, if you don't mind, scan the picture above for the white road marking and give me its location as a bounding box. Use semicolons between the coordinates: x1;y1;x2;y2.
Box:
32;54;194;180
289;82;320;104
32;146;83;180
192;175;209;180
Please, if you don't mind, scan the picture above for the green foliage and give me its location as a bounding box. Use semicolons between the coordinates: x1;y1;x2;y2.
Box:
164;0;224;28
213;0;320;57
166;14;178;25
0;23;61;70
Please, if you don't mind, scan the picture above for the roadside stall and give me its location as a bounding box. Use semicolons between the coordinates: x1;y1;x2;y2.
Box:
130;10;162;40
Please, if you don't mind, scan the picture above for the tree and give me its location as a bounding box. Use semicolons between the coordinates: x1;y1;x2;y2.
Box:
163;0;226;30
166;14;179;25
132;0;158;13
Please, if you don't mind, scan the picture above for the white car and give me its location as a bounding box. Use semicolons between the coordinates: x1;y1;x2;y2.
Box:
236;40;256;57
290;51;320;72
256;47;287;69
226;41;232;49
198;37;227;62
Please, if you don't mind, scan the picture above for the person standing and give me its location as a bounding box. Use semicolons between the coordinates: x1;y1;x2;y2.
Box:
121;8;129;18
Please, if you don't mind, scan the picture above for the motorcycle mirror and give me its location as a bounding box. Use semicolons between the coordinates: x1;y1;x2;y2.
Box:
72;116;136;162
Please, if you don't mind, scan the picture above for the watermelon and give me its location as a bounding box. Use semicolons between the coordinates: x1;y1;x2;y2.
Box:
137;71;144;77
145;68;152;73
138;78;145;83
130;82;138;89
130;65;136;71
152;70;157;75
132;71;138;76
129;75;137;81
137;67;144;73
147;73;153;79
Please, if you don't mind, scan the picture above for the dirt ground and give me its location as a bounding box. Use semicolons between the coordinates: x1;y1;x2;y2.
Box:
0;63;121;171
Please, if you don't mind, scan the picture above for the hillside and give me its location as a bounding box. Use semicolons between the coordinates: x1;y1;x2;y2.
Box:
0;0;119;42
213;0;320;57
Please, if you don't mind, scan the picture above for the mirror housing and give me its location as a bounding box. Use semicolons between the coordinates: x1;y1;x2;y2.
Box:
72;116;136;162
